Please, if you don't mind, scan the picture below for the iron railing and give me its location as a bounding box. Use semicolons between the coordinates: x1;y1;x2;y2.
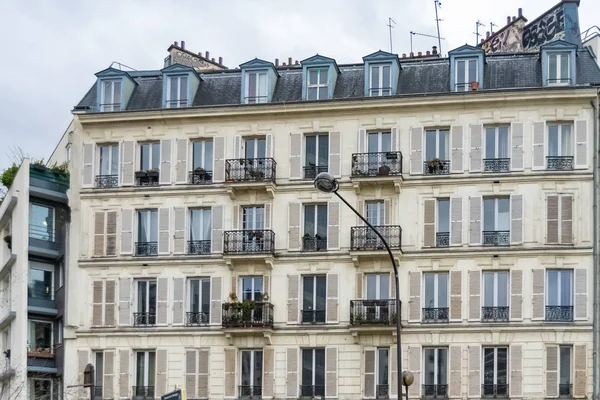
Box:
222;302;274;328
188;240;211;255
223;230;275;254
304;165;328;180
481;306;509;322
186;311;209;326
547;78;573;85
559;383;572;397
351;152;403;177
546;306;573;322
225;158;276;182
422;308;449;323
424;160;450;175
29;224;55;242
376;384;389;399
166;99;189;108
369;87;393;96
422;384;448;398
95;174;119;188
302;236;327;252
135;171;160;186
482;384;509;398
245;96;268;104
99;103;121;112
132;386;155;399
93;386;103;400
436;232;449;248
301;309;326;324
135;241;158;256
299;385;325;398
350;225;402;251
188;170;213;184
547;156;574;171
483;158;510;173
482;231;510;246
239;385;262;398
350;299;397;325
133;312;156;327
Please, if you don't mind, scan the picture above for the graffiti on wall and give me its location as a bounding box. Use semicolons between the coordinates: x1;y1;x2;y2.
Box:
482;22;525;53
522;5;565;49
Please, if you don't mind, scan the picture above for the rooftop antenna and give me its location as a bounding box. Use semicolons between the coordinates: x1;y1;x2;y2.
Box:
474;20;486;45
410;31;446;54
434;0;443;54
490;22;498;35
387;18;397;53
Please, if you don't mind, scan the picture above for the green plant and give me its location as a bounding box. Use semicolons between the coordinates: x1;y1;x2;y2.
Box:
353;312;365;323
228;292;239;303
3;235;11;250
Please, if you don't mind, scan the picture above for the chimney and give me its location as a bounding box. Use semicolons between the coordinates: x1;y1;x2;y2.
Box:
219;57;223;65
507;16;511;24
410;52;414;58
512;16;516;22
295;60;299;65
480;38;484;44
288;57;292;65
174;41;179;47
432;46;438;55
211;58;215;63
205;51;210;59
282;62;287;66
418;51;422;57
402;53;407;58
275;58;279;66
518;8;523;17
426;50;431;56
181;40;185;50
486;31;491;39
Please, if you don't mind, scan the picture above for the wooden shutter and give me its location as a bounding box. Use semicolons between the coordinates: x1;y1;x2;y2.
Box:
159;139;172;184
384;199;392;225
289;133;303;180
264;203;272;230
470;124;483;172
391;126;398;151
468;271;480;320
468;345;481;398
326;273;339;323
156;349;168;395
232;205;240;230
158;207;171;254
263;275;270;299
329;131;341;178
93;211;106;257
355;272;363;299
118;277;132;326
212;136;225;182
390;345;398;397
105;280;116;326
82;143;94;188
119;349;130;398
390;271;396;305
574;120;588;169
172;277;184;325
510;345;523;397
288;202;301;251
211;205;223;253
120;209;133;255
451;125;463;172
327;201;340;250
357;128;367;153
325;347;338;398
423;199;436;247
449;346;462;397
157;277;169;325
546;345;559;398
103;350;115;398
469;196;482;245
410;126;423;174
120;140;135;186
234;135;242;159
92;281;103;326
511;194;523;244
364;348;376;399
77;349;90;384
510;270;523;321
175;138;188;184
408;271;421;322
450;197;462;245
185;350;197;399
173;207;186;254
266;133;274;158
532;121;546;170
408;346;421;397
224;348;236;398
287;274;299;324
106;211;117;256
560;195;573;244
263;347;275;398
547;195;559;244
356;200;365;226
511;122;524;171
450;270;462;321
286;348;299;398
198;348;210;399
210;276;222;325
573;344;587;398
575;268;587;320
532;269;545;320
231;276;237;298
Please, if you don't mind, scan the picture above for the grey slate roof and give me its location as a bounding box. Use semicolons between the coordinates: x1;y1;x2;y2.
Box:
76;50;600;112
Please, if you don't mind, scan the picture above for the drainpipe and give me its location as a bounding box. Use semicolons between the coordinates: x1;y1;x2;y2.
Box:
592;93;599;400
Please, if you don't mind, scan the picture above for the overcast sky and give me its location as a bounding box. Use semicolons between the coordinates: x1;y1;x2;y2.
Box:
0;0;598;171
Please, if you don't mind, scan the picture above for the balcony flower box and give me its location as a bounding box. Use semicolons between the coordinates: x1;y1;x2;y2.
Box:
146;169;159;178
426;158;445;174
135;171;148;179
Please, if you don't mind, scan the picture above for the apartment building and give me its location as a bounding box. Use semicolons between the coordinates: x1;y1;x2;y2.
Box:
0;160;69;399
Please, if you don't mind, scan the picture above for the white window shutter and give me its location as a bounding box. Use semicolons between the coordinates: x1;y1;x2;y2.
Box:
329;131;342;178
573;344;587;398
77;349;90;385
105;280;116;326
289;133;303;180
449;346;462;397
423;199;436;247
391;126;399;151
532;269;545;320
156;349;168;395
363;348;376;399
325;347;338;398
326;273;339;323
198;349;210;398
384;199;392;225
545;345;559;398
469;196;482;245
234;135;242;159
92;281;103;326
287;274;299;324
510;345;523;398
286;348;299;398
510;194;523;244
106;211;117;256
511;122;524;171
159;139;172;185
532;121;546;170
120;140;135;186
574;120;588;169
118;277;132;326
408;271;421;322
450;270;462;321
510;270;523;321
450;196;462;245
468;270;480;321
264;203;272;230
390;346;398;397
356;200;365;226
574;268;587;320
410;127;423;174
355;272;363;299
288;202;301;251
175;138;189;184
266;133;274;158
120;209;133;255
450;124;463;172
118;349;131;398
547;195;560;244
157;277;169;325
408;346;421;397
212;136;225;182
211;205;223;253
103;350;116;398
560;194;573;244
210;276;222;325
185;350;197;398
468;345;481;398
172;277;185;325
173;207;186;254
232;205;240;230
93;211;106;257
327;201;340;250
263;347;275;398
158;207;171;254
224;348;236;398
470;124;483;172
82;142;95;188
357;128;367;153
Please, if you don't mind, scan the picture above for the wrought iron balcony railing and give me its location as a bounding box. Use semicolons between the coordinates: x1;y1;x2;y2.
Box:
300;385;325;398
304;165;328;180
133;312;156;327
188;240;211;255
222;301;274;328
422;307;449;323
135;241;158;256
482;231;510;246
351;152;403;177
186;311;209;326
302;235;327;252
436;232;449;248
559;383;572;397
483;158;510;173
223;230;275;254
481;306;509;322
132;386;155;399
376;384;389;399
239;385;262;398
95;174;119;188
99;103;122;112
546;306;573;322
424;160;450;175
166;99;189;108
369;87;393;96
350;225;402;251
245;96;268;104
547;156;574;171
93;386;103;400
135;170;159;186
350;299;397;325
301;309;326;324
422;384;448;398
482;383;509;398
225;158;276;183
188;170;213;184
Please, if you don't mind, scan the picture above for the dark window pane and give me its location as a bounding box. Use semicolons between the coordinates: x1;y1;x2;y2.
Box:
302;349;313;386
305;136;316;166
483;348;495;385
303;277;314;310
497;348;508;384
316;276;327;311
317;135;329;167
315;349;325;386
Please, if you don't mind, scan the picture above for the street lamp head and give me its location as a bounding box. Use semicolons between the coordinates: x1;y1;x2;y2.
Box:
402;371;414;387
314;172;338;193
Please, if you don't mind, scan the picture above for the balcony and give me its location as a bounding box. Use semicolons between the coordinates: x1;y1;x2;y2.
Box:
299;385;325;398
483;158;510;173
424;160;450;176
376;384;389;399
133;312;156;327
422;308;449;323
135;170;159;186
301;309;326;324
135;242;158;257
225;158;276;183
188;169;213;185
188;240;211;255
95;174;118;188
436;232;449;248
132;386;155;400
302;235;327;252
482;231;510;246
222;302;274;328
481;306;509;322
29;164;69;194
186;311;209;326
223;230;275;255
93;386;103;400
28;285;56;311
482;384;509;398
351;152;402;178
350;226;402;251
27;346;55;370
422;384;448;398
350;300;397;325
545;306;573;322
239;385;262;399
559;383;572;398
547;156;574;171
304;165;328;180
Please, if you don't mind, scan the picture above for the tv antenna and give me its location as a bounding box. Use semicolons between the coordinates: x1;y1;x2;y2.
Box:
434;0;443;54
474;20;486;45
490;22;498;35
410;31;446;54
387;18;397;53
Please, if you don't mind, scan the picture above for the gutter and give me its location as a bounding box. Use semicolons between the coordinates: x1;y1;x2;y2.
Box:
592;92;599;400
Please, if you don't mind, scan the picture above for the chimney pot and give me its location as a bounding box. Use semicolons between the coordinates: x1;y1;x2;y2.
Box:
507;16;511;24
295;60;299;65
426;50;431;56
512;16;516;21
288;57;292;65
211;58;215;62
219;57;223;65
402;53;406;58
181;40;185;49
432;46;438;55
275;58;279;66
410;52;414;57
174;41;179;47
418;51;422;56
518;8;523;17
205;51;209;59
486;31;490;38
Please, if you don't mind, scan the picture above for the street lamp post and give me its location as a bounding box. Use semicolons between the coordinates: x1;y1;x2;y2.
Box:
314;172;404;399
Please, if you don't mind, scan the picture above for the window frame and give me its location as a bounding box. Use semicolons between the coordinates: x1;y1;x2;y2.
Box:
138;142;160;171
365;273;390;300
425;128;450;161
135;350;156;388
30;378;56;400
482;347;508;385
240;276;263;301
423;347;448;385
304;133;329;169
187;277;210;315
454;58;478;92
437;198;450;234
482;271;509;307
547;123;573;157
376;347;390;387
302;275;327;316
559;345;572;387
303;203;328;237
135;279;157;315
136;209;158;243
301;348;326;390
28;319;53;354
367;131;392;153
547;52;571;85
484;126;510;159
29;203;55;242
306;68;329;100
28;260;54;300
423;273;449;309
483;197;510;232
245;71;268;104
244;137;267;159
94;351;104;392
192;140;213;171
240;349;263;389
242;206;265;231
98;143;119;176
546;269;573;307
100;79;122;111
365;201;385;227
369;64;392;97
189;208;211;242
166;75;188;108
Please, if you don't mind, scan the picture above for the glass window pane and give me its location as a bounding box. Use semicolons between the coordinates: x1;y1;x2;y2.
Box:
485;128;496;159
561;125;572;156
456;61;465;85
149;282;157;314
193;142;202;170
303;277;314;310
319;70;328;85
383;66;391;89
315;349;325;386
309;70;318;85
150;210;158;242
180;77;188;102
30;204;54;241
484;273;494;307
307;87;317;100
548;125;559;156
439;130;449;159
140;144;148;170
366;274;377;300
378;349;389;385
559;347;571;384
497;198;510;231
316;205;327;238
302;349;313;386
424;348;435;385
254;351;263;387
438;200;449;233
547;271;558;306
169;77;178;101
424;274;435;308
242;351;251;385
381;132;391;152
304;206;315;236
368;133;378;153
371;66;379;91
498;127;509;158
151;143;160;170
201;279;210;314
111;145;119;175
483;348;495;385
248;73;257;99
305;136;316;166
202;209;211;240
425;130;437;160
245;139;255;159
497;348;508;384
316;276;327;311
468;59;477;83
100;146;109;175
561;270;572;306
437;349;447;384
113;81;121;104
148;352;156;386
379;274;389;299
318;135;329;166
190;280;199;313
318;87;328;100
258;73;267;98
560;54;569;81
257;138;266;158
497;272;508;307
204;141;213;170
549;55;557;81
438;274;448;308
483;199;495;231
136;353;145;387
96;353;104;387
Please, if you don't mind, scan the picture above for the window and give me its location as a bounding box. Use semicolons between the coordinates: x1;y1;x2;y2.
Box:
55;319;63;345
101;80;121;111
241;276;263;301
139;142;160;171
301;348;325;397
135;351;156;397
423;348;448;397
29;203;55;242
30;379;55;400
188;278;210;325
455;58;477;91
546;270;573;322
28;261;54;301
559;346;572;396
65;144;71;163
302;275;326;323
166;75;188;108
368;131;391;153
370;65;391;96
423;273;448;322
97;144;119;188
366;201;385;227
303;204;327;251
376;348;390;397
136;210;158;256
242;206;265;251
135;280;157;326
483;198;510;246
548;123;573;163
241;350;263;397
437;199;450;247
304;134;329;179
244;137;266;159
548;53;570;84
484;126;510;173
366;274;390;300
425;129;450;161
94;352;104;398
245;72;267;104
28;320;52;353
482;271;509;321
483;347;508;397
307;68;329;100
189;208;211;254
192;140;213;172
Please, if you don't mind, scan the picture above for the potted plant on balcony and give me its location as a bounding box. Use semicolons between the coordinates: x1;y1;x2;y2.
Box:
146;169;160;178
426;157;444;174
194;167;206;175
378;165;391;176
353;312;365;324
135;170;148;179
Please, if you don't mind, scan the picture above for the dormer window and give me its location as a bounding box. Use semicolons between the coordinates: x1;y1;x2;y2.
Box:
166;75;188;108
448;45;484;93
548;53;571;85
369;64;392;96
307;68;329;100
363;51;400;97
541;41;577;87
245;71;267;104
100;80;121;111
455;58;477;92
